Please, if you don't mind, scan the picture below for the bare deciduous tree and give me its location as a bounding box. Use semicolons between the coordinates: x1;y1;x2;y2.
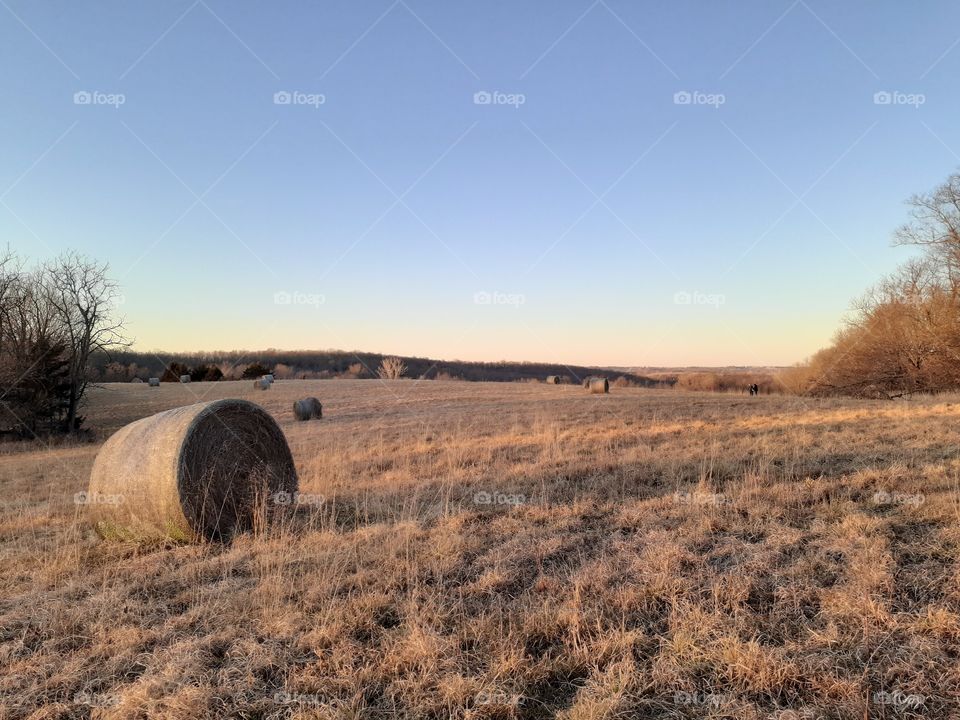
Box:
895;171;960;292
0;252;73;435
377;356;407;380
804;172;960;397
44;252;129;432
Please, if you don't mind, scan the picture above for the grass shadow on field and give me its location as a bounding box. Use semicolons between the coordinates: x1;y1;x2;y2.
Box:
6;387;960;718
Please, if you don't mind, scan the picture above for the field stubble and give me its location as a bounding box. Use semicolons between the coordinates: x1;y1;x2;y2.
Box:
2;379;960;718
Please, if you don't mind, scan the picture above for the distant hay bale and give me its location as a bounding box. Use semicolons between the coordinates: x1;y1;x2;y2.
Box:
131;377;143;384
588;377;609;394
263;374;275;383
87;399;298;542
179;375;191;384
253;378;271;390
545;375;560;384
293;397;322;421
148;378;160;387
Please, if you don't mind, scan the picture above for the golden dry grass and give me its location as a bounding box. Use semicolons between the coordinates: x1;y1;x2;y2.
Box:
2;379;960;718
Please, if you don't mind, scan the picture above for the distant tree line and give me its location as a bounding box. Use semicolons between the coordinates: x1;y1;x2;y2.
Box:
784;170;960;398
0;251;126;436
158;362;224;383
92;349;667;388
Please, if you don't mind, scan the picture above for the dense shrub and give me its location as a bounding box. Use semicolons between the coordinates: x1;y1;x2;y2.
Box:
161;362;191;383
241;363;271;379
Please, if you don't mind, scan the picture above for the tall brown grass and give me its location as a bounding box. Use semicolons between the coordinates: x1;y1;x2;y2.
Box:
2;380;959;718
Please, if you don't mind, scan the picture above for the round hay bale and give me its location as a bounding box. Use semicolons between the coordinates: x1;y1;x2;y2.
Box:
253;378;270;390
588;377;609;394
293;397;322;421
148;378;160;387
87;399;298;542
131;377;143;384
263;374;275;383
179;374;191;384
545;375;560;384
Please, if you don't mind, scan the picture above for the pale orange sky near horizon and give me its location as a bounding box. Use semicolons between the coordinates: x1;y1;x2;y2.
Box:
127;298;841;367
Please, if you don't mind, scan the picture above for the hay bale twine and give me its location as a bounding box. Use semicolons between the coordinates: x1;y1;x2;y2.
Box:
87;399;297;542
253;378;271;390
293;397;322;421
545;375;560;384
263;374;275;384
588;377;609;394
148;378;160;387
179;374;191;384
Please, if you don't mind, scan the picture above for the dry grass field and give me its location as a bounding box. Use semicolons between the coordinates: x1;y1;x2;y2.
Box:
3;380;960;719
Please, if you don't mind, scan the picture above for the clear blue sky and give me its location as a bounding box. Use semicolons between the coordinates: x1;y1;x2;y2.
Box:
3;1;959;366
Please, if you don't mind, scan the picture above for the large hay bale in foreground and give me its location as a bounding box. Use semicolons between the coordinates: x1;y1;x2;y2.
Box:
293;397;322;421
545;375;560;384
87;399;298;542
179;375;191;384
254;378;270;390
588;377;609;394
148;378;160;387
